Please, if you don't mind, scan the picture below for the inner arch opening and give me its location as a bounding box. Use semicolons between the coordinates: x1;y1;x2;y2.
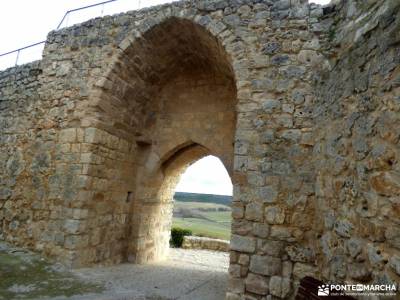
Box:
172;155;233;241
167;154;233;299
176;155;233;196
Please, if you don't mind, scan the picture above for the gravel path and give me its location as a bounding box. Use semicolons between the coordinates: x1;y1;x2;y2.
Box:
63;248;229;300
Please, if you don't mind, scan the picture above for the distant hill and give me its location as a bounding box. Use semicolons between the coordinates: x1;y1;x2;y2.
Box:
172;192;232;240
174;192;232;206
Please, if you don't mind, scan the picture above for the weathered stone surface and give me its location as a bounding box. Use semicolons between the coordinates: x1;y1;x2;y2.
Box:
257;240;284;258
228;277;245;294
262;42;281;55
370;171;400;196
285;245;315;263
229;264;241;278
270;226;292;241
230;235;256;253
265;206;285;224
231;202;244;219
249;255;282;276
269;276;291;298
245;202;263;221
245;273;269;295
226;292;241;300
182;236;229;252
389;256;400;276
252;223;269;238
333;219;354;238
59;128;76;143
346;238;363;259
1;1;399;299
238;254;249;266
258;186;278;203
348;263;372;282
292;263;317;278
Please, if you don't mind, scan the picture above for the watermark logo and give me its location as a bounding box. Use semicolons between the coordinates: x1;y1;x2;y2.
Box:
317;284;330;296
316;283;398;297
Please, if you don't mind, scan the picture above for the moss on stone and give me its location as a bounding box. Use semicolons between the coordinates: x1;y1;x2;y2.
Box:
0;250;103;300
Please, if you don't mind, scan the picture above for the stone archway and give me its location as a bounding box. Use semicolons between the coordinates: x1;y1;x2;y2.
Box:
2;1;400;300
77;17;237;266
129;143;225;263
0;4;326;298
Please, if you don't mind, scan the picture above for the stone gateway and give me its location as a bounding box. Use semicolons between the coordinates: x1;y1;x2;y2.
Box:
0;0;399;299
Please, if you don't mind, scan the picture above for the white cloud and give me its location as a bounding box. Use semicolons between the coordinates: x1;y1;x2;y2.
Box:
175;155;233;196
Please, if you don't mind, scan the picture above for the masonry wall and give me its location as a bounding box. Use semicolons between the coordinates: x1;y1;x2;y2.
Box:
314;0;400;288
0;63;41;203
0;62;49;246
0;0;399;299
0;60;79;263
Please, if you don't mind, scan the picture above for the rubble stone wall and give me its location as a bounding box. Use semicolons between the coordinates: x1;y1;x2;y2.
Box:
314;0;400;291
182;236;230;252
0;1;399;299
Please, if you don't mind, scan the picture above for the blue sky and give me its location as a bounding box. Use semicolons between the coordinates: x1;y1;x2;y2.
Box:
0;0;330;195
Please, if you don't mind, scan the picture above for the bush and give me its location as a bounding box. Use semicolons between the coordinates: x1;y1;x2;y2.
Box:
170;227;192;248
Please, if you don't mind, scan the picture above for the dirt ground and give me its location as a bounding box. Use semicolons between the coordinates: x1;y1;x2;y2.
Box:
0;242;229;300
68;248;229;300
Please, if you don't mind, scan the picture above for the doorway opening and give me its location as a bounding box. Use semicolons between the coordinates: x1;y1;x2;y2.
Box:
172;155;233;242
168;154;232;300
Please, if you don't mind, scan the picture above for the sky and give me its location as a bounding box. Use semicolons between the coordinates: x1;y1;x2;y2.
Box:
175;156;232;195
0;0;330;195
0;0;330;67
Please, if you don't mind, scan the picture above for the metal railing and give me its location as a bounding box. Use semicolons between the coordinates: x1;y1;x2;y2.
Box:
0;41;46;69
56;0;119;30
0;0;171;71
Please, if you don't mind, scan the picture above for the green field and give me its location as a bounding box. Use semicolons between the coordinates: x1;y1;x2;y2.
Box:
172;217;231;240
173;201;229;210
205;211;231;223
172;192;232;241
